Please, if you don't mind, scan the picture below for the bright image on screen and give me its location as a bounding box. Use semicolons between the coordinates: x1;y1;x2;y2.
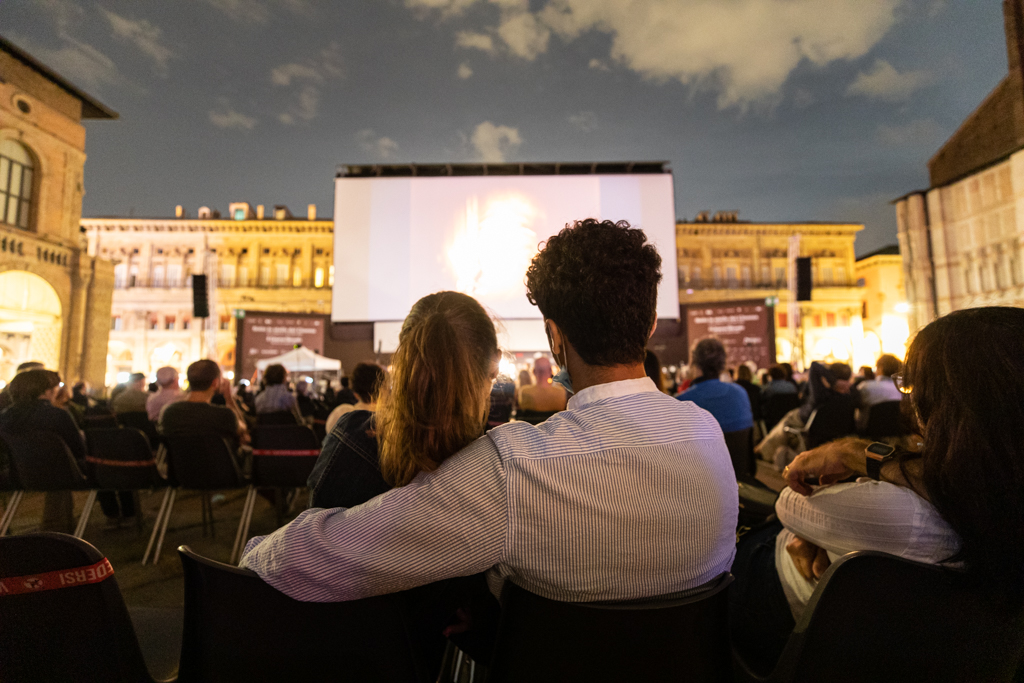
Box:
332;174;678;322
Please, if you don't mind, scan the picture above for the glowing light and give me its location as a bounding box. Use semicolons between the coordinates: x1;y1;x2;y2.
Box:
117;372;130;383
498;357;517;378
448;195;538;298
894;302;910;314
225;371;235;381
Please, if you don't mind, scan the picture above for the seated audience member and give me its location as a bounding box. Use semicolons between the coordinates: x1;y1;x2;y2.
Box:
254;364;302;423
295;379;318;417
334;376;358;407
487;375;516;428
644;349;666;393
71;381;93;408
147;366;183;422
799;361;852;422
853;353;903;429
0;369;86;466
323;362;386;434
730;306;1024;675
159;360;249;457
52;380;85;429
678;337;754;434
735;364;761;423
761;365;797;400
0;361;45;411
516;356;567;413
310;294;497;509
242;219;738;614
517;368;532;391
111;372;149;414
853;365;875;387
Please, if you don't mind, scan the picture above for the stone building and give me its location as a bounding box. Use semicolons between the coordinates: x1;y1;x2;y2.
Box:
0;37;117;386
895;0;1024;331
82;203;333;385
854;245;910;362
676;212;866;366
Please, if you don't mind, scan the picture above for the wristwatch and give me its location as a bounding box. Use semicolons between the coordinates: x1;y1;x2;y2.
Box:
865;442;897;480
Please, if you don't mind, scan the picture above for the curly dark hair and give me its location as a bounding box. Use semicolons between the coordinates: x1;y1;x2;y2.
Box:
525;219;662;366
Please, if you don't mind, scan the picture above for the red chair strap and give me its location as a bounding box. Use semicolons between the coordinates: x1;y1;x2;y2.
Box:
0;558;114;597
252;449;320;457
85;456;156;467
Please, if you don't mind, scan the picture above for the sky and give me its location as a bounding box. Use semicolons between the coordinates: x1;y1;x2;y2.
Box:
0;0;1009;256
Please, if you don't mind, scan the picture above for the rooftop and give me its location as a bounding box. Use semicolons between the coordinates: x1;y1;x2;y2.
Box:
337;161;670;177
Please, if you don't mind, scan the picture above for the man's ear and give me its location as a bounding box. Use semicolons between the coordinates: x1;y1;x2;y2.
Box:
545;319;564;357
649;318;658;339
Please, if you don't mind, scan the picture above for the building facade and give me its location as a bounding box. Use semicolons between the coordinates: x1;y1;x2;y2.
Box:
854;245;910;362
896;0;1024;331
82;203;333;386
676;213;870;367
0;38;117;386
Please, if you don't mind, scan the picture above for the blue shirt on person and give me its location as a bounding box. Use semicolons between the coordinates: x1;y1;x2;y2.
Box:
677;376;754;433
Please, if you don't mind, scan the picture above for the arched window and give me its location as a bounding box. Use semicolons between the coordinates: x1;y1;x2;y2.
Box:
0;139;34;230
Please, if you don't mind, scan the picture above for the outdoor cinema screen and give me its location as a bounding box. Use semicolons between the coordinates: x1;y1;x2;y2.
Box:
331;173;678;322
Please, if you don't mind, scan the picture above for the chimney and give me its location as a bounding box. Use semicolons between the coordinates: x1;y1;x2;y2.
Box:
175;205;184;218
307;204;317;220
257;204;265;219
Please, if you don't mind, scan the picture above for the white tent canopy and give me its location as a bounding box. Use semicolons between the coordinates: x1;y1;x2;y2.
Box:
255;347;342;373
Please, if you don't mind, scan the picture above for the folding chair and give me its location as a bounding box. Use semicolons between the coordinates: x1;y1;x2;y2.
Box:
860;400;909;440
733;551;1024;683
486;573;733;683
784;395;856;452
760;393;801;434
255;410;299;426
83;406;120;430
177;545;429;682
142;433;248;566
85;428;168;539
0;532;169;682
724;427;756;482
229;424;321;563
3;431;97;538
116;411;162;450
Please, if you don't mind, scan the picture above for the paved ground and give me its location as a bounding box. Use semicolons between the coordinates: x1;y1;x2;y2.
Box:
2;460;786;679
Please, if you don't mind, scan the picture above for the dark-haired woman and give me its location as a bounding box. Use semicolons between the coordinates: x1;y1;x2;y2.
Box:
729;306;1024;675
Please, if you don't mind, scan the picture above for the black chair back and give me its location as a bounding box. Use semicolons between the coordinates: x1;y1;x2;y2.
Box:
0;533;154;683
176;546;428;682
116;411;161;449
0;434;16;491
756;551;1024;683
513;410;558;425
5;431;91;491
85;428;166;491
165;433;243;489
862;400;908;440
255;410;299;426
723;427;755;481
251;425;321;488
489;574;733;683
83;406;119;430
762;394;800;431
804;394;855;449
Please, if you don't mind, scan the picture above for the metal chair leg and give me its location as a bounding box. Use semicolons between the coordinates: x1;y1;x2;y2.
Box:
142;488;172;565
150;488;177;565
133;491;143;533
230;486;257;565
73;490;98;538
0;490;24;536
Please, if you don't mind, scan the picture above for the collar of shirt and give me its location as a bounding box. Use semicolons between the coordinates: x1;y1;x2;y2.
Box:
567;376;659;411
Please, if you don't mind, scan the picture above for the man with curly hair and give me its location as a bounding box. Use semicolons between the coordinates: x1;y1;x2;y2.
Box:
242;219;738;611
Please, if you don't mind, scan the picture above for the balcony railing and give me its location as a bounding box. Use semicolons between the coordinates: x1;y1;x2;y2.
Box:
681;278;856;290
113;280;329;291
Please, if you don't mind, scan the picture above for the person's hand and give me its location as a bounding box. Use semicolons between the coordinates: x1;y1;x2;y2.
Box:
786;536;831;581
782;437;869;495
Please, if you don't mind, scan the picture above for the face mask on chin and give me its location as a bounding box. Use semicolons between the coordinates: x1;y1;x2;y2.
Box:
545;321;574;395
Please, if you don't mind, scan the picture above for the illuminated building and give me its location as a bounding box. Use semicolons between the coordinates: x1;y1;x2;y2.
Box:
0;37;117;386
854;245;910;361
895;0;1024;331
82;203;332;385
676;212;870;367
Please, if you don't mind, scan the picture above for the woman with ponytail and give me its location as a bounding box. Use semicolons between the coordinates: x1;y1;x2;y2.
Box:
308;291;499;509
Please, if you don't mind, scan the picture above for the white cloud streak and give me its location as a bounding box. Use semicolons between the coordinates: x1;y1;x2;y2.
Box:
270;43;343;124
209;100;258;130
567;111;597;132
846;59;934;102
101;9;175;75
458;62;474;79
357;129;400;159
471;121;521;162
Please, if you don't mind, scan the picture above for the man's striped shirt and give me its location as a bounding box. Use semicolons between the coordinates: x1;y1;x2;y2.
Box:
240;377;738;602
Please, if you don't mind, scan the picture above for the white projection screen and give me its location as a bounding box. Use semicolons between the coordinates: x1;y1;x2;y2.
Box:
332;173;679;325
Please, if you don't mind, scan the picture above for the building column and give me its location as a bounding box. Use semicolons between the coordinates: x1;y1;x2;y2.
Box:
80;257;115;388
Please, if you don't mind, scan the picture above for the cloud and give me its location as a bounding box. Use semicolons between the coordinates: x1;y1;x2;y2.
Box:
209;100;257;130
458;62;474;79
408;0;902;109
456;31;496;53
846;59;933;102
588;58;610;71
793;88;816;108
100;9;174;75
567;111;598;132
877;118;944;146
356;129;400;159
201;0;309;24
405;0;479;16
10;32;124;95
471;121;521;162
271;43;342;124
497;12;550;60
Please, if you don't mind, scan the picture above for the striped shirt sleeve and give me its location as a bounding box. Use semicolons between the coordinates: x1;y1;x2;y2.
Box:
239;433;508;602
